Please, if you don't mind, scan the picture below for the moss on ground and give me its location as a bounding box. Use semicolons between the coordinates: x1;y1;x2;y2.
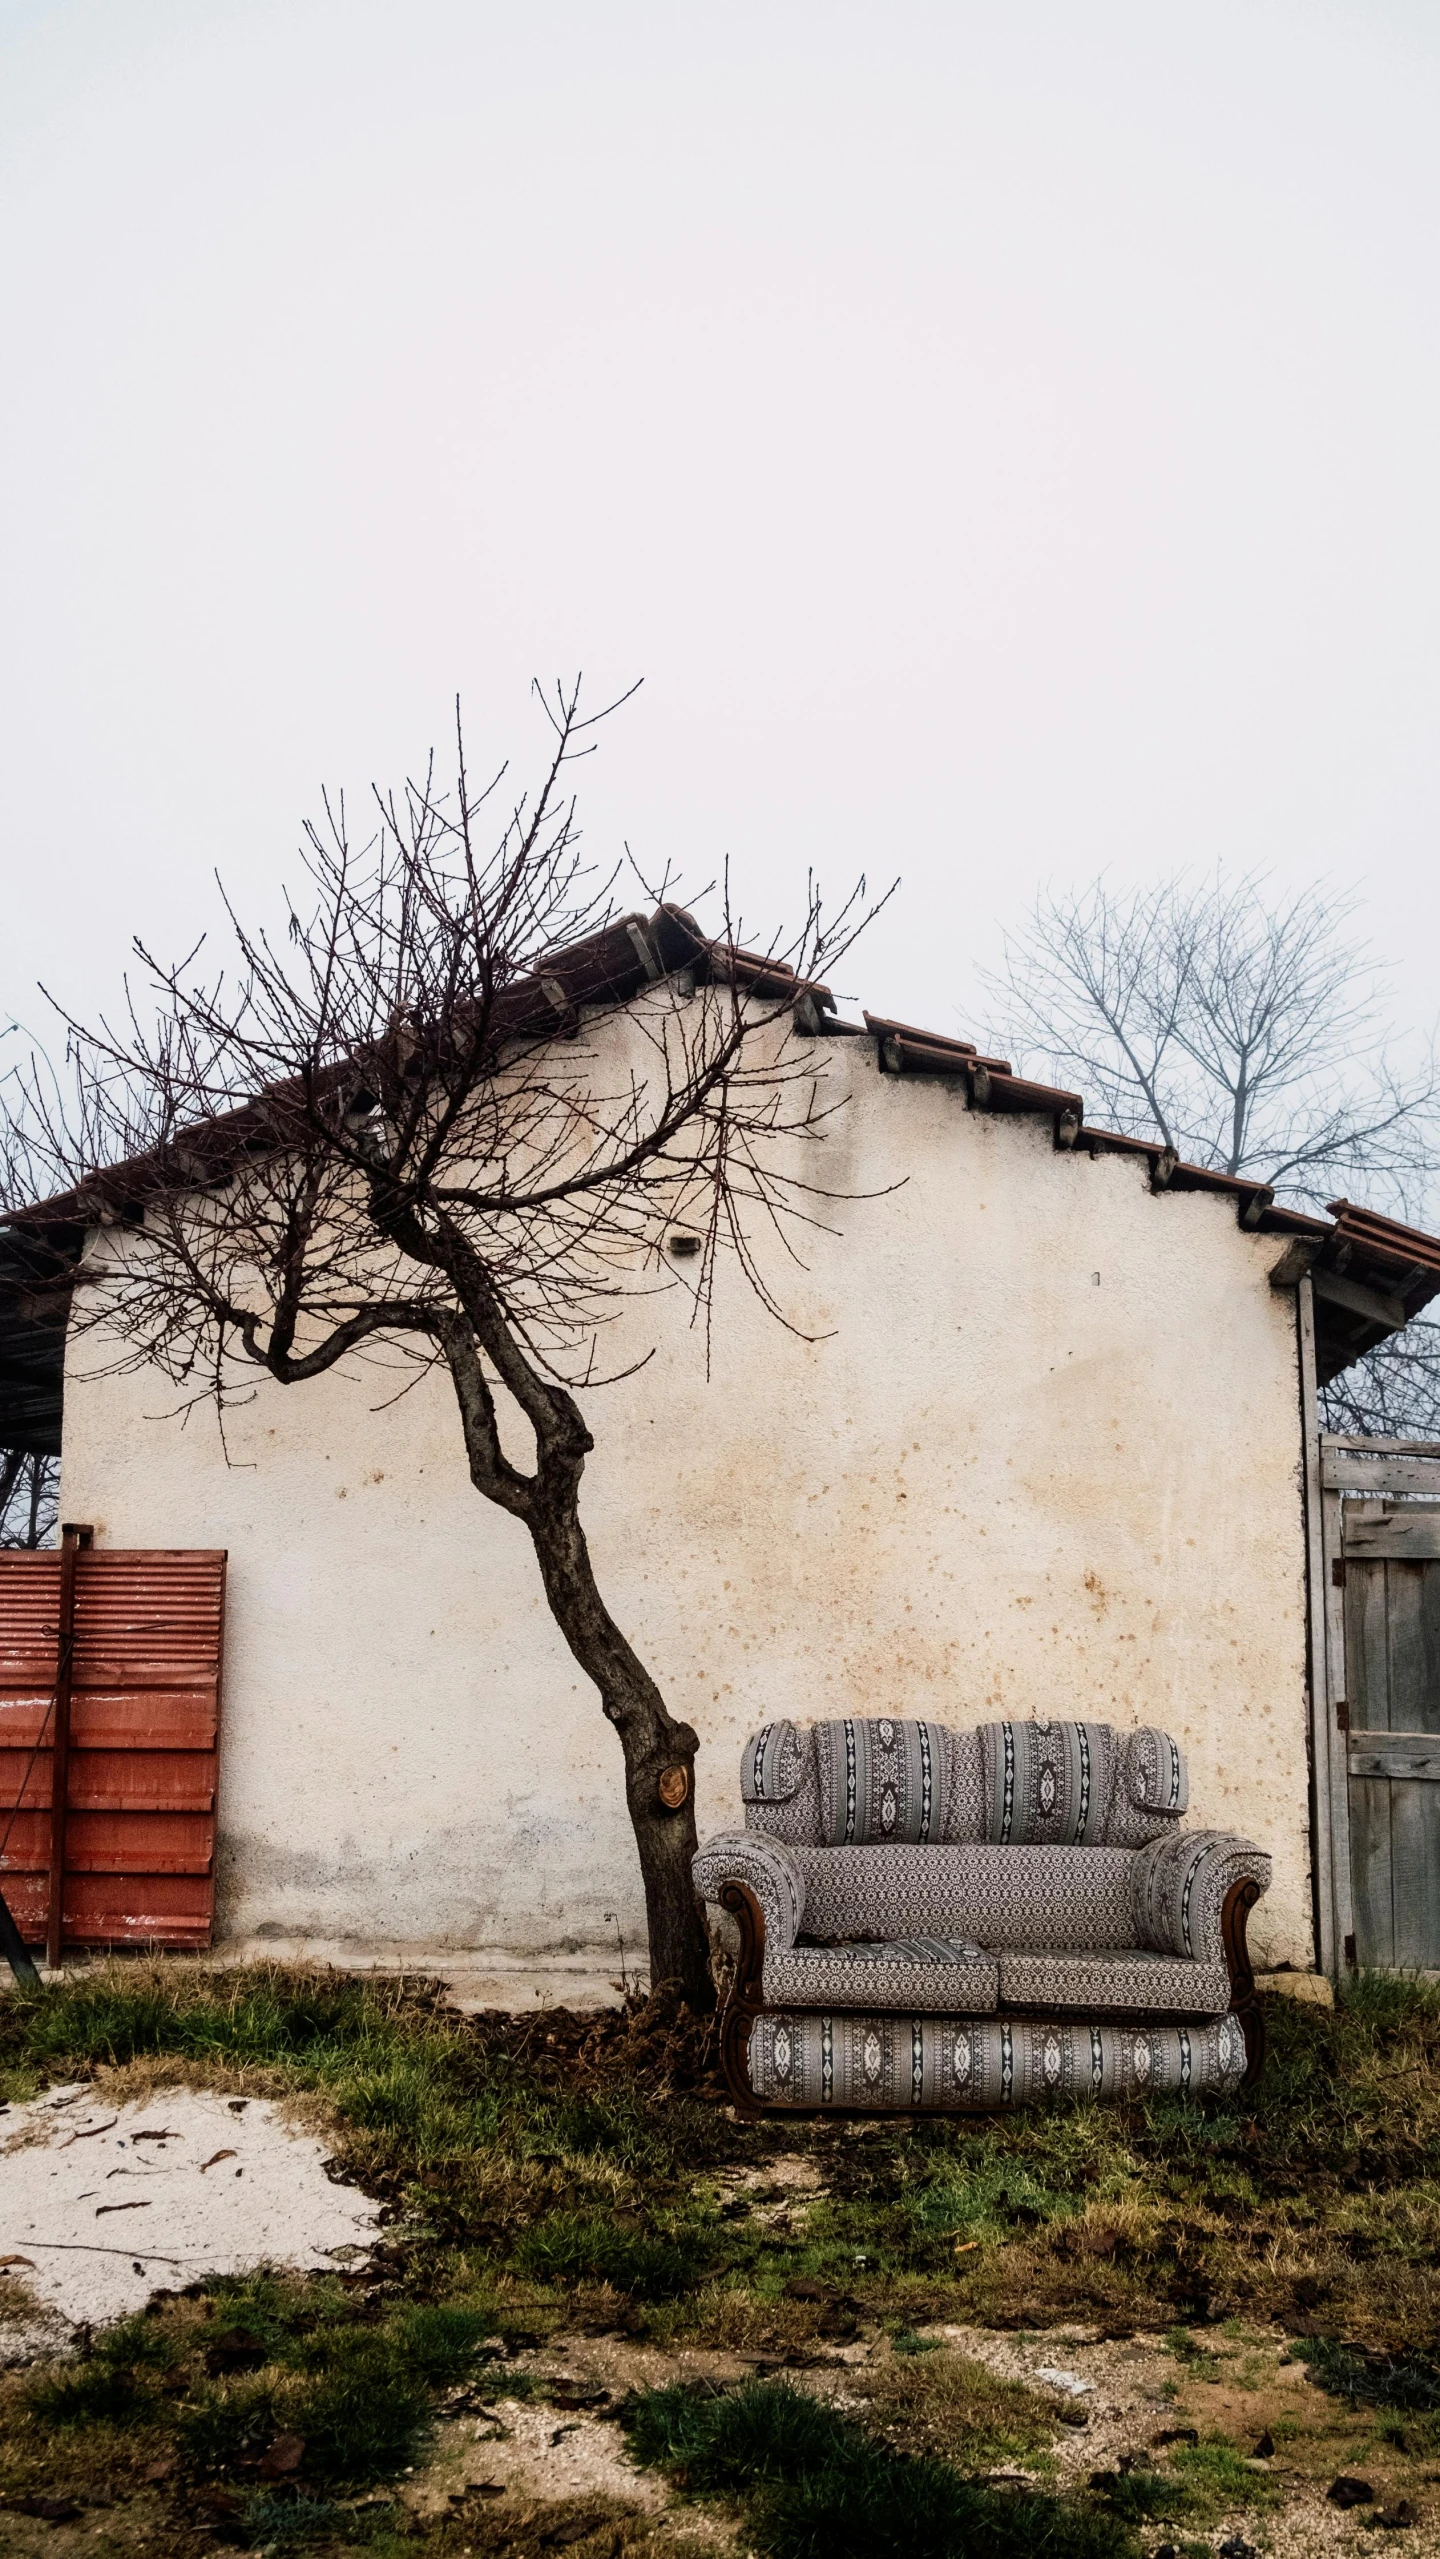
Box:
1;1959;1439;2553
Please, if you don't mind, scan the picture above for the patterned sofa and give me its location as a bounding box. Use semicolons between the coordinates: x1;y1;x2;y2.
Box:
692;1715;1270;2112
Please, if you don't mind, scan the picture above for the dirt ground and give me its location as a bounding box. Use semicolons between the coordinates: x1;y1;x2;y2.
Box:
395;2268;1440;2557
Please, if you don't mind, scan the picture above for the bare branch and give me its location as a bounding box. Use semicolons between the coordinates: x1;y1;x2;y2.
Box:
984;865;1440;1431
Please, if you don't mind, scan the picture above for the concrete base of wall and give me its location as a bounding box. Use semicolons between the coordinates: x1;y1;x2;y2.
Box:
0;1943;634;2013
211;1936;636;2011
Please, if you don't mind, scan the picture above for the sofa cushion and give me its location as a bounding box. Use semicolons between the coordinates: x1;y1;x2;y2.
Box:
791;1843;1138;1950
1129;1726;1189;1815
740;1716;1197;1850
979;1720;1116;1845
741;1719;805;1804
996;1946;1231;2017
813;1717;950;1844
942;1727;986;1842
1104;1727;1191;1849
766;1938;998;2014
742;1720;824;1846
746;2008;1249;2108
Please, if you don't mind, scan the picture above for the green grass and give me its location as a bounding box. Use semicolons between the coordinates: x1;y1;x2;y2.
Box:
1292;2335;1440;2413
625;2378;1133;2559
20;2276;506;2493
516;2208;704;2297
7;1961;1440;2346
1092;2434;1279;2529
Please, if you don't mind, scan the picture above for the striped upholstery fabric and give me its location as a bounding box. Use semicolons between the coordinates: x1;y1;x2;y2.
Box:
746;2008;1249;2109
691;1832;804;1953
979;1718;1116;1846
741;1717;1191;1851
1133;1830;1272;1965
766;1939;997;2014
707;1716;1268;2108
740;1720;823;1847
813;1717;949;1845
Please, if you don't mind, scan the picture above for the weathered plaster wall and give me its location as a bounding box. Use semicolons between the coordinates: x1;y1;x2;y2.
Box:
59;1013;1315;1976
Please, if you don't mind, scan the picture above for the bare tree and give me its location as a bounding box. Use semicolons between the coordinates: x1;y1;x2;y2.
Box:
7;682;877;2009
0;1450;58;1549
1;1035;64;1546
984;871;1440;1432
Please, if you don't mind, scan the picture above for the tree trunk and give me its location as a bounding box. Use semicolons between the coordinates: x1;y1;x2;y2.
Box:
527;1484;714;2011
370;1203;718;2013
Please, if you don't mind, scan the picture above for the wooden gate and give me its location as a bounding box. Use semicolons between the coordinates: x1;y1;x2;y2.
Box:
1318;1437;1440;1973
0;1534;226;1957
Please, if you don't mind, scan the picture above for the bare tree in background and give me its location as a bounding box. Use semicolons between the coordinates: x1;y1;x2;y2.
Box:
7;682;878;2009
985;872;1440;1433
0;1451;57;1549
0;1038;62;1547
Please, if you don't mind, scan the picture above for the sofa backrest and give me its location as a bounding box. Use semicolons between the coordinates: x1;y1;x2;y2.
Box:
741;1715;1188;1851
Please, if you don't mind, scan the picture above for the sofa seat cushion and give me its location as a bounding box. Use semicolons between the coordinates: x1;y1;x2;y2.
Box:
997;1947;1231;2017
791;1842;1137;1950
747;2008;1249;2108
766;1939;998;2015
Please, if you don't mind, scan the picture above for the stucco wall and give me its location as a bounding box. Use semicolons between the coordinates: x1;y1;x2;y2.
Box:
59;1012;1316;1977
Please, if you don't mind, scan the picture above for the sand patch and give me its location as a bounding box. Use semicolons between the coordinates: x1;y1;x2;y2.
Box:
0;2082;380;2351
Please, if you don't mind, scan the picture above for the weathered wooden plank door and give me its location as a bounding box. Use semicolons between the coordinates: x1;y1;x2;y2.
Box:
1321;1438;1440;1972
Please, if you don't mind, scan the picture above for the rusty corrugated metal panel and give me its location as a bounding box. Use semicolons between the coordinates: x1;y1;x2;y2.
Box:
0;1548;225;1952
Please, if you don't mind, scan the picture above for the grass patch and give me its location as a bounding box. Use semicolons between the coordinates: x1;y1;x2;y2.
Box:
1293;2335;1440;2413
13;2274;507;2504
236;2492;406;2549
1170;2435;1281;2516
7;1959;1440;2349
625;2377;1131;2559
517;2208;704;2298
1094;2432;1282;2530
848;2344;1061;2470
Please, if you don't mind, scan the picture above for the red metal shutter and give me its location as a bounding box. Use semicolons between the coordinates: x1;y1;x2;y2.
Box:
0;1547;226;1950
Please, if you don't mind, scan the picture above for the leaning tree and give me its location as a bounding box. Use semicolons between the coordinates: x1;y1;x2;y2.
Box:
11;683;876;2009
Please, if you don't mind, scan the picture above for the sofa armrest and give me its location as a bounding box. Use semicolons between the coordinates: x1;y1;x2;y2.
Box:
1133;1831;1272;1968
693;1833;805;2115
692;1831;805;1957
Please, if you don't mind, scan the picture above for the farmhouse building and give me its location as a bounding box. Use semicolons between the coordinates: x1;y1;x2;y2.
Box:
3;912;1439;1995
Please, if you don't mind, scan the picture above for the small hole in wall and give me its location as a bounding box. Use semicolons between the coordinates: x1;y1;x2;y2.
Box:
1091;1271;1101;1285
667;1231;701;1258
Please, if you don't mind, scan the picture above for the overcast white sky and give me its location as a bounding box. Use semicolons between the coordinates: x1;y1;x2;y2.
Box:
3;0;1439;1070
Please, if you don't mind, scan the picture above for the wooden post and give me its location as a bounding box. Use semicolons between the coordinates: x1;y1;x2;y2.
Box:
717;1881;766;2115
46;1523;92;1971
1296;1276;1336;1979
